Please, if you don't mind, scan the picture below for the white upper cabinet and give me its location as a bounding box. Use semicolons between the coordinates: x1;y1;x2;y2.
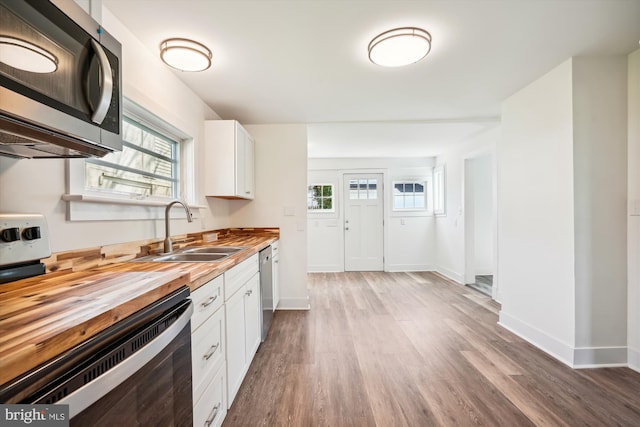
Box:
204;120;255;199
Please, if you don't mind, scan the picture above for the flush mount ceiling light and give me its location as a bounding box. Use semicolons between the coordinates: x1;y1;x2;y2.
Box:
368;27;431;67
0;36;58;73
160;38;212;72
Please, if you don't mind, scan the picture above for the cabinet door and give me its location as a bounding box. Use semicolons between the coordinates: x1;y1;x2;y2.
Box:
244;273;261;363
225;288;246;407
243;133;254;199
235;126;255;199
273;254;280;311
272;240;280;311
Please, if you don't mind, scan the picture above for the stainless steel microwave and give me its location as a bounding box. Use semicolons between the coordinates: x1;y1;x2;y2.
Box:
0;0;122;159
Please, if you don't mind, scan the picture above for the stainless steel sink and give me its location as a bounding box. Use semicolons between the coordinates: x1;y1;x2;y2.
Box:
150;253;230;262
182;246;247;255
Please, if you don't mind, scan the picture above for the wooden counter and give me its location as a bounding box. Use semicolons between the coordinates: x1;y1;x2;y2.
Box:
0;230;278;389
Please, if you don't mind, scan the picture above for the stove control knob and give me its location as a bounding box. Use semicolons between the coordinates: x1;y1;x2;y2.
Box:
23;226;41;241
1;227;21;242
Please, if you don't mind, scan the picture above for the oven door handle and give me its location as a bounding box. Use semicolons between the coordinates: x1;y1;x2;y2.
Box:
58;301;193;418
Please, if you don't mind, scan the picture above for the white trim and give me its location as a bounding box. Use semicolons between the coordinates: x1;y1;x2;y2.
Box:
435;266;463;284
386;264;434;272
275;297;310;310
572;346;628;368
628;347;640;373
62;193;206;209
307;265;342;273
498;310;574;367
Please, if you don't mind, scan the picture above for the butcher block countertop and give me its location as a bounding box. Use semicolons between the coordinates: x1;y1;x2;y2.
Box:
0;229;278;388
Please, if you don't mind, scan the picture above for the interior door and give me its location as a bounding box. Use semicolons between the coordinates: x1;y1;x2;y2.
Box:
344;174;384;271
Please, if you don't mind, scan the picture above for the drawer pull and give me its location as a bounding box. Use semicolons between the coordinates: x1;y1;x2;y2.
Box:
205;402;221;426
203;342;220;361
245;289;253;296
201;295;218;308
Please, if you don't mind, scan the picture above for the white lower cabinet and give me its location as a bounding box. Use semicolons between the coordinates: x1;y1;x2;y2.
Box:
190;253;262;425
224;254;261;407
272;240;280;310
191;275;226;427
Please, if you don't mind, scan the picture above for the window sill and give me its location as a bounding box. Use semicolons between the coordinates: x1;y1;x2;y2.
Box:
62;194;205;221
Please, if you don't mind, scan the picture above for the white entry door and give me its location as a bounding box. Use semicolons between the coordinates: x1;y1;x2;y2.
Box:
344;174;384;271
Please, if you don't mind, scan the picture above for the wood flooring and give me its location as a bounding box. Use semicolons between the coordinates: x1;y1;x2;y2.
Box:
223;272;640;426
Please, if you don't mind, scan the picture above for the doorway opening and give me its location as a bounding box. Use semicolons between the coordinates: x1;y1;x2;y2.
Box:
464;152;495;297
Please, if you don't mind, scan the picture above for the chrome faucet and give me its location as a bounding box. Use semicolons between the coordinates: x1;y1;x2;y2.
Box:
164;200;193;253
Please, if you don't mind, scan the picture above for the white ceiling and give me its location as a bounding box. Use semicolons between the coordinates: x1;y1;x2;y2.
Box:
102;0;640;158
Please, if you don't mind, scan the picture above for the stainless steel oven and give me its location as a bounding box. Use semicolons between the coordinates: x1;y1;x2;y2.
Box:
0;287;194;427
0;0;122;158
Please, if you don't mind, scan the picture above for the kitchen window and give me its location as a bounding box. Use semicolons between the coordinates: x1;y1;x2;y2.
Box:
64;98;196;221
307;184;334;212
393;181;426;210
84;117;178;198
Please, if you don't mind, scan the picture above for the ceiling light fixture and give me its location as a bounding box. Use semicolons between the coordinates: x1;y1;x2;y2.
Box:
160;38;212;72
0;36;58;73
368;27;431;67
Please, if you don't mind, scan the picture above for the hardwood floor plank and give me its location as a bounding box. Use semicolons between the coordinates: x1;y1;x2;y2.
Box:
223;272;640;427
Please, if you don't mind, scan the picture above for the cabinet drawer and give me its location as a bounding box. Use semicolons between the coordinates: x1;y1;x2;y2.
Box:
224;254;258;300
191;275;223;331
193;363;227;427
271;240;279;254
192;307;225;403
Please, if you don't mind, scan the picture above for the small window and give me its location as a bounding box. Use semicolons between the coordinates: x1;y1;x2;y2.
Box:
434;165;446;215
84;117;178;198
307;184;334;211
393;181;426;210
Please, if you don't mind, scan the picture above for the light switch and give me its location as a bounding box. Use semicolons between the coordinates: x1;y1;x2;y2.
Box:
283;206;296;216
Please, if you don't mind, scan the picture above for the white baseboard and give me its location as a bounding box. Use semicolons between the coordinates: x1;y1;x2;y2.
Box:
307;265;341;273
629;347;640;373
435;266;463;284
573;346;627;368
386;264;434;272
498;311;574;367
275;297;310;310
499;311;630;368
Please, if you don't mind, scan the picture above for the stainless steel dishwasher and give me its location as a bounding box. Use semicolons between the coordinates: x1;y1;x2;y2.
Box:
259;246;273;341
0;287;194;426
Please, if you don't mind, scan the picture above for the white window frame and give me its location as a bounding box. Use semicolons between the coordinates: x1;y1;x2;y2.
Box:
433;165;446;216
392;180;428;212
307;183;335;213
63;98;199;221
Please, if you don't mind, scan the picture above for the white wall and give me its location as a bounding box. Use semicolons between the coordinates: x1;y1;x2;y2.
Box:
628;49;640;372
307;157;435;273
498;59;576;362
434;126;499;284
498;56;629;368
234;124;309;310
572;56;628;365
0;3;229;252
